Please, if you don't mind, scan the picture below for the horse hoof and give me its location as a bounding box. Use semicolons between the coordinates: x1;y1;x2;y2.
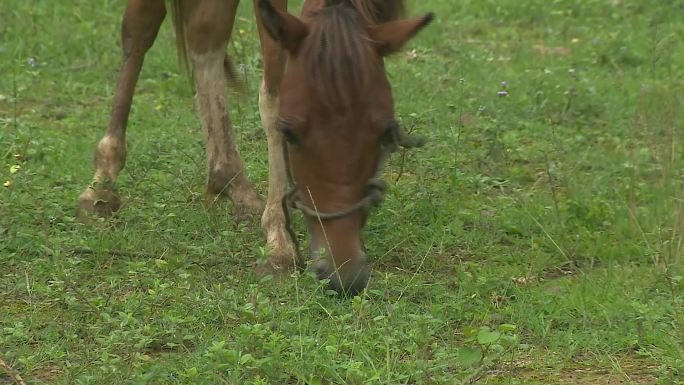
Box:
76;187;122;220
256;248;302;278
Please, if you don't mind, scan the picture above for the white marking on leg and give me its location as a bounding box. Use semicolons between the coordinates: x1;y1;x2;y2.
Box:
259;81;297;268
93;135;126;184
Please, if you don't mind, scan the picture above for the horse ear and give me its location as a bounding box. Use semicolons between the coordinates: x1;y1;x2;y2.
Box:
368;13;434;56
258;0;308;54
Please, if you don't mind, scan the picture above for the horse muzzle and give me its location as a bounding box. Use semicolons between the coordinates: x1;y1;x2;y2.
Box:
313;254;370;296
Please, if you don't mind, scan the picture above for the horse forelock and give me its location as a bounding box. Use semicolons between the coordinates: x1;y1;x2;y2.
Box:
300;4;377;109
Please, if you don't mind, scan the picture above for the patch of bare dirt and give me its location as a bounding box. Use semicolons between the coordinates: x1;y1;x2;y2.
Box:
488;353;661;384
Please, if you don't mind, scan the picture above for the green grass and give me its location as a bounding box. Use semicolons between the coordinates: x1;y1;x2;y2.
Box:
1;0;683;384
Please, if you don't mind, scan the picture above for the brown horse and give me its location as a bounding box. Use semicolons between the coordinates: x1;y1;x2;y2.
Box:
77;0;432;294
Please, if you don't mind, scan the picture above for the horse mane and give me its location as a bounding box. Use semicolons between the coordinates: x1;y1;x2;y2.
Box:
301;0;405;109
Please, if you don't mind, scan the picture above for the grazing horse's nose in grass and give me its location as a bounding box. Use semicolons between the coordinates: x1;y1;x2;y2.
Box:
313;255;370;296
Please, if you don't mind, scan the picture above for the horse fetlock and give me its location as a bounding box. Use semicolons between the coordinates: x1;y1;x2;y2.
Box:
205;166;264;216
231;183;264;218
261;195;296;255
256;243;301;277
205;165;235;196
261;220;301;272
94;136;126;176
261;203;285;234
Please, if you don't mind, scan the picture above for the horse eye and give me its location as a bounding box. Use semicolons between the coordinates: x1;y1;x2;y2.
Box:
380;121;397;144
279;124;298;144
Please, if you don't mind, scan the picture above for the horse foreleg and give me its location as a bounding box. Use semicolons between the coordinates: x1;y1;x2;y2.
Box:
78;0;166;218
254;0;302;275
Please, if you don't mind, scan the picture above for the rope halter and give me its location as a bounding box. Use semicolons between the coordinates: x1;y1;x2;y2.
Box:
282;120;424;222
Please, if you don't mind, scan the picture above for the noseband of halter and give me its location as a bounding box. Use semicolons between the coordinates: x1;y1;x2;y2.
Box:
282;120;425;222
281;120;424;263
286;178;387;221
